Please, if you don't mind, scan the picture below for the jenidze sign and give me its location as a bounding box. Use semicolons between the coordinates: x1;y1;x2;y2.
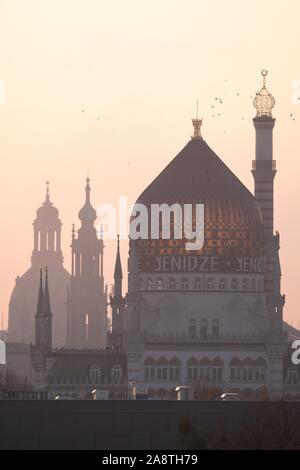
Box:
140;256;265;274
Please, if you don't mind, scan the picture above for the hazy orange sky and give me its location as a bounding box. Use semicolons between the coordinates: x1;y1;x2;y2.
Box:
0;0;299;328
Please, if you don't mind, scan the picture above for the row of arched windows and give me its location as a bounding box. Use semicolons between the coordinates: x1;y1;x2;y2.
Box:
140;276;263;292
89;364;123;384
143;356;267;384
189;318;219;339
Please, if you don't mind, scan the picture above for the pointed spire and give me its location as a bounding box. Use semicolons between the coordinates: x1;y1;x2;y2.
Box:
72;223;76;240
85;177;91;203
35;268;44;317
45;181;50;202
43;180;53;206
114;235;123;279
42;267;52;318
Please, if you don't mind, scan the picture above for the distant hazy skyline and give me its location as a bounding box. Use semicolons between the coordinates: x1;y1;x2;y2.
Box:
0;0;299;328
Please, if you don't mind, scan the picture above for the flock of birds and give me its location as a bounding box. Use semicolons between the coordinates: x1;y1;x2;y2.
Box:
208;79;298;134
80;78;298;141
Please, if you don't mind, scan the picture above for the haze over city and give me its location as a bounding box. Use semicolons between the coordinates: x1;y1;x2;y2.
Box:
0;0;299;329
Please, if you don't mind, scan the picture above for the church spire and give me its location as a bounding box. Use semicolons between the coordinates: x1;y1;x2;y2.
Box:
35;268;44;318
109;236;125;346
45;180;51;204
78;177;97;224
114;235;123;279
42;267;52;318
35;267;52;353
114;235;123;299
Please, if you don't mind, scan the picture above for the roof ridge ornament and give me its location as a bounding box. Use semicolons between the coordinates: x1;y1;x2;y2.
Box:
191;99;203;140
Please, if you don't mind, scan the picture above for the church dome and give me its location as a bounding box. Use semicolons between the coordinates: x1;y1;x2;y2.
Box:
36;198;59;220
36;183;59;221
132;125;264;269
78;177;97;223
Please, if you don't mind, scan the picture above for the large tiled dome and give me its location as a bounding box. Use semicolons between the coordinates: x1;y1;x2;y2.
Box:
133;136;264;264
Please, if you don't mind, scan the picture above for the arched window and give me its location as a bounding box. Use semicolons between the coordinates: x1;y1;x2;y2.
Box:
251;278;256;291
200;319;208;339
188;318;196;338
181;278;188;290
219;278;226;291
212;319;219;339
242;278;248;291
194;278;202;290
111;365;122;384
287;367;297;385
231;278;238;291
146;278;152;290
169;278;176;290
207;277;215;290
89;365;101;384
157;278;164;290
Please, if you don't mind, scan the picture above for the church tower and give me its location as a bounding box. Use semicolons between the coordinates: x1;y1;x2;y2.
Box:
8;183;70;347
67;178;107;348
32;182;63;268
109;236;125;346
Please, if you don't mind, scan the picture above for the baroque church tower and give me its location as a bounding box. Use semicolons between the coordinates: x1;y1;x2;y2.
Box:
67;178;107;348
8;183;70;347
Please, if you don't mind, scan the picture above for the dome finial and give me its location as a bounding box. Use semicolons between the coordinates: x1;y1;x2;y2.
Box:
191;100;203;139
45;180;50;202
253;69;275;118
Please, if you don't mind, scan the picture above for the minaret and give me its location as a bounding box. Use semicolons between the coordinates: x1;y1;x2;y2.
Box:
252;70;277;297
67;177;107;348
110;236;125;345
35;268;52;353
252;71;285;396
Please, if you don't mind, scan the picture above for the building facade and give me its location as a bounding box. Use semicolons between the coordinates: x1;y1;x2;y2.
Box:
113;71;289;399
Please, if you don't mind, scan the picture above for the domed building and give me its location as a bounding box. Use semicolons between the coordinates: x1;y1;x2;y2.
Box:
111;71;288;398
8;184;70;347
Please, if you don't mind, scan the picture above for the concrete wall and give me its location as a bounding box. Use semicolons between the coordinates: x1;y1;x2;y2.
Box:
1;400;299;450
